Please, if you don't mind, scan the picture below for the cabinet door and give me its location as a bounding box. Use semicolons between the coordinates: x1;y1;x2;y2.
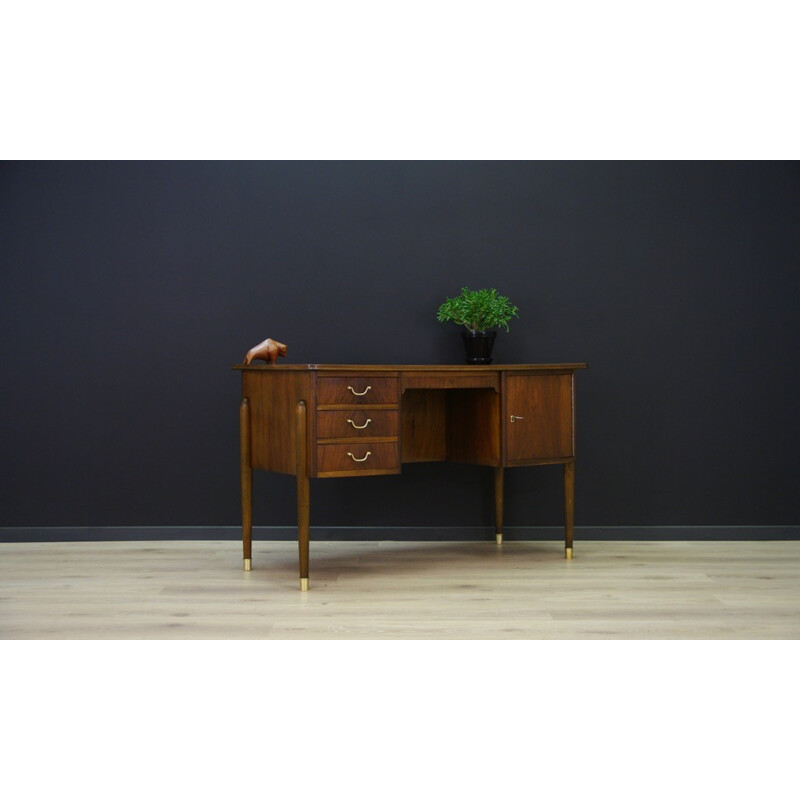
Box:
506;374;573;462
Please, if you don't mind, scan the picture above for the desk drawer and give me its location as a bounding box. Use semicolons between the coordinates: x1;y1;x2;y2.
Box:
317;376;398;405
317;408;399;439
317;441;400;475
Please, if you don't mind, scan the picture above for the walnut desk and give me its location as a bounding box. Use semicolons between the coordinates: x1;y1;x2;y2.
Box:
235;363;587;590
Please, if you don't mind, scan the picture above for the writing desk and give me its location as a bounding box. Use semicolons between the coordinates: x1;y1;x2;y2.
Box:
235;363;587;590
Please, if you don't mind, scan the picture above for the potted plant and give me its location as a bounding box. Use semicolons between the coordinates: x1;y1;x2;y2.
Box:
436;287;519;364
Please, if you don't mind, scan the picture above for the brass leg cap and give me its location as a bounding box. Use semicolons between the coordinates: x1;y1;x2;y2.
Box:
565;547;573;560
300;578;309;592
243;558;252;571
496;532;503;545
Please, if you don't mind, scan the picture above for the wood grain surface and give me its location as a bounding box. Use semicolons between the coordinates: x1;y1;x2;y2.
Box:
2;540;798;639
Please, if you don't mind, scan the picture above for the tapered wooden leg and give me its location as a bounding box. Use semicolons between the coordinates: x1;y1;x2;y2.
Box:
494;466;504;544
296;400;310;591
564;460;574;559
240;397;253;571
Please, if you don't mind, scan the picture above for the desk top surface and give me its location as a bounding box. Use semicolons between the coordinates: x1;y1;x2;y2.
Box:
234;363;588;372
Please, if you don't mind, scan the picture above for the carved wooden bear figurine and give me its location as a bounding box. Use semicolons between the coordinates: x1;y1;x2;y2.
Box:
244;338;287;365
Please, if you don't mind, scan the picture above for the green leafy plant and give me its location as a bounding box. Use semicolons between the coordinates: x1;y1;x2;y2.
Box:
436;287;519;333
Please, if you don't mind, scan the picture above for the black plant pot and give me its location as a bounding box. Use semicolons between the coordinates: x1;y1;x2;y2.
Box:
461;330;497;364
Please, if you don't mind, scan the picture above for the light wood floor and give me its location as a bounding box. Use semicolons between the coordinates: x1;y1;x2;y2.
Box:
1;539;798;639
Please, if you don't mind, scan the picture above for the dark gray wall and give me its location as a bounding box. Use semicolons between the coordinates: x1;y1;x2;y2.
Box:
1;161;798;534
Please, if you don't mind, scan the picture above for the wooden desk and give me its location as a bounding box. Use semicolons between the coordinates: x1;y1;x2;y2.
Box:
235;363;587;590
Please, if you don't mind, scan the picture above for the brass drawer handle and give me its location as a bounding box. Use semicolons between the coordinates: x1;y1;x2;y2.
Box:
510;415;525;422
347;385;372;396
346;450;372;462
347;418;372;429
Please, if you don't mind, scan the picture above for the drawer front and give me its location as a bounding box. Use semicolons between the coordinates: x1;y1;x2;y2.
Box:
317;441;400;474
317;408;399;439
317;376;398;405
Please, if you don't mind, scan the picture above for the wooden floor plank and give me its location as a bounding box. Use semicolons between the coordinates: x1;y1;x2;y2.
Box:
1;540;798;639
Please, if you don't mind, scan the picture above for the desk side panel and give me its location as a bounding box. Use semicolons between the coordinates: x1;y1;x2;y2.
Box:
446;389;501;466
401;390;447;462
242;370;315;475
